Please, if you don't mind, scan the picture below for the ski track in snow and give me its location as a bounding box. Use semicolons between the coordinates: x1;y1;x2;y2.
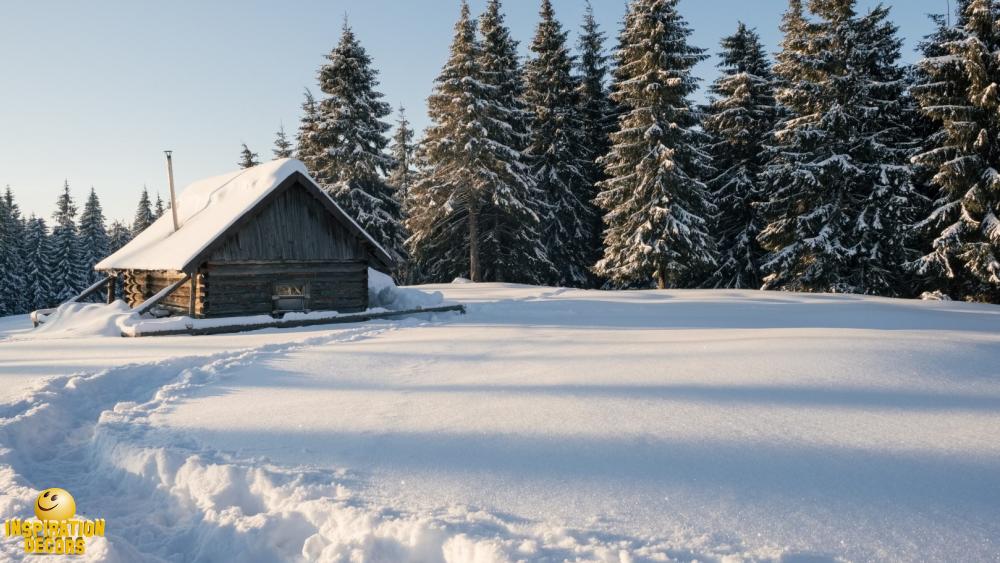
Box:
0;316;779;563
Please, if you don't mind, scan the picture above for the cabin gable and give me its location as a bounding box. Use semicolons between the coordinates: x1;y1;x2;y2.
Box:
206;180;368;264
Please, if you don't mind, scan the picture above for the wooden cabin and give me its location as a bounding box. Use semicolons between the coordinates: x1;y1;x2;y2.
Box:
95;159;393;318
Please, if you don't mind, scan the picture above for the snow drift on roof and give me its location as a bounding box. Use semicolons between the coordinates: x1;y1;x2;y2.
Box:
95;159;388;271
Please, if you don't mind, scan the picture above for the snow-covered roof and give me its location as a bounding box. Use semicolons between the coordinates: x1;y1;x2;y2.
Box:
96;159;392;272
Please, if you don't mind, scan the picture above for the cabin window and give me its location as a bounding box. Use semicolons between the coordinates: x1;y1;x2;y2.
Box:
273;282;309;313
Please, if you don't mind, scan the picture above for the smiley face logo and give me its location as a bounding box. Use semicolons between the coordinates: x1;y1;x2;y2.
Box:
34;488;75;521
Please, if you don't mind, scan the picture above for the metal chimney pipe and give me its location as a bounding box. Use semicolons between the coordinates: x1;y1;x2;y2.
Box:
164;150;179;232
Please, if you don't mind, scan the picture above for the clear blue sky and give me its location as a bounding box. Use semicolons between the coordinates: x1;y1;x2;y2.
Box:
0;0;947;223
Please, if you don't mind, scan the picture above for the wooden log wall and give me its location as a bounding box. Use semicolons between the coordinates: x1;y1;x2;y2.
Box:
123;270;205;317
199;260;367;318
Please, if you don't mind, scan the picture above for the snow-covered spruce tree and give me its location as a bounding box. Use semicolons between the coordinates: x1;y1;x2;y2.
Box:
406;2;483;282
576;0;615;270
758;0;913;294
524;0;598;287
388;106;415;205
295;89;323;174
758;0;848;292
0;187;27;314
0;193;9;314
907;8;970;293
50;182;85;303
107;220;132;253
238;143;260;169
475;0;554;283
272;124;293;159
848;5;917;295
911;0;1000;302
154;193;166;219
387;106;416;283
132;186;154;236
313;21;405;266
23;215;52;310
595;0;715;289
78;188;110;287
407;1;551;283
702;23;778;289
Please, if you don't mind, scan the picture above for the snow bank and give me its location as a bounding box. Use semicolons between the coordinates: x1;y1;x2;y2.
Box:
368;268;445;310
26;301;137;339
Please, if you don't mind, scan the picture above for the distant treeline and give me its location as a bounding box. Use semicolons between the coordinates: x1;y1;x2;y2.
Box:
0;185;159;315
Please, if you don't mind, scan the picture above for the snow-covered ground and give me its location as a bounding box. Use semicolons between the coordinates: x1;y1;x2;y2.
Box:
1;285;999;562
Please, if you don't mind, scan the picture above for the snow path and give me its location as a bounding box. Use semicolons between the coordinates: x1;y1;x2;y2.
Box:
0;323;405;561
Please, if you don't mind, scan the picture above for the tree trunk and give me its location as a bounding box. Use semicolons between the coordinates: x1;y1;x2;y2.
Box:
469;208;481;283
656;266;667;290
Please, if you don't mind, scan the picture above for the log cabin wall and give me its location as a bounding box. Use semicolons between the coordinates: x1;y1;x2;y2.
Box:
199;261;367;318
122;270;205;316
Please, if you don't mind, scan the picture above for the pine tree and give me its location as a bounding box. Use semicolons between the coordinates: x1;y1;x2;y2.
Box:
0;192;9;314
524;0;597;287
476;0;553;283
23;215;53;310
0;187;27;314
911;0;1000;302
406;1;485;282
759;0;913;295
702;23;778;289
595;0;715;289
272;123;294;159
907;4;970;293
758;0;844;292
78;187;110;287
388;106;415;204
313;21;406;266
296;89;323;173
107;220;132;253
849;5;916;295
408;1;552;283
50;181;85;303
238;143;260;169
132;186;154;236
576;0;615;271
154;193;166;219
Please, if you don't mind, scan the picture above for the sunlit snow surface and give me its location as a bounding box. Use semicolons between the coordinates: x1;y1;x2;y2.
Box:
1;285;999;561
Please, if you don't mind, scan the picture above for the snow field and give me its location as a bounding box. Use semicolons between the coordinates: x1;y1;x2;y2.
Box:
150;285;1000;562
0;284;998;561
0;316;722;562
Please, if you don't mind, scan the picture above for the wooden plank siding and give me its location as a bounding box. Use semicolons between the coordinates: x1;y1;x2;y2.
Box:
206;182;368;264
